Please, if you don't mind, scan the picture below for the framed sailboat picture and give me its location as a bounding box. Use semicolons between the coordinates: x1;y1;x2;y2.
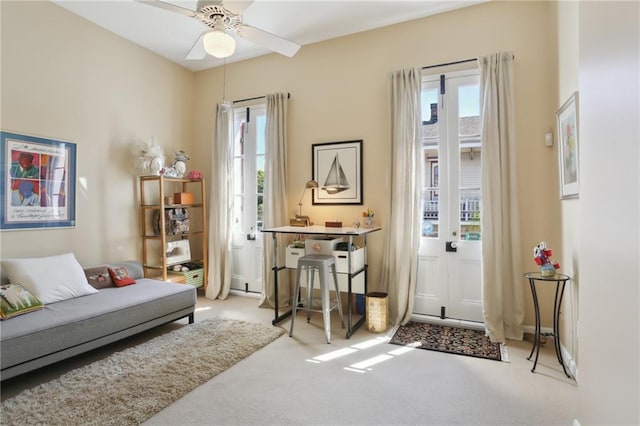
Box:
312;140;362;205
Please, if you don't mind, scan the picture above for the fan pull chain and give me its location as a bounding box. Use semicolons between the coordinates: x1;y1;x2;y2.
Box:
222;58;227;103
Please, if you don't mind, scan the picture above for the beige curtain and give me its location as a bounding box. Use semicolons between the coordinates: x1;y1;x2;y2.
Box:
259;93;290;309
206;102;234;300
380;68;424;325
479;52;524;342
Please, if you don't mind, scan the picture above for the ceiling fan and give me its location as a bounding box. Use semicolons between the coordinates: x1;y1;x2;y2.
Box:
138;0;301;59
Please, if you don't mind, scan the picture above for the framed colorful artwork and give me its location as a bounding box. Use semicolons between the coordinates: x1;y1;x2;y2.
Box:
0;131;76;230
556;92;580;199
312;140;363;205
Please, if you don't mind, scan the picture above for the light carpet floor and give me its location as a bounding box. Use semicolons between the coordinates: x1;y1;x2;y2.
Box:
146;295;577;425
1;294;578;425
0;317;284;426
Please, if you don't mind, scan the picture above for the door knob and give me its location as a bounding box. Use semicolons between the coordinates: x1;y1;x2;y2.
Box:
247;226;256;240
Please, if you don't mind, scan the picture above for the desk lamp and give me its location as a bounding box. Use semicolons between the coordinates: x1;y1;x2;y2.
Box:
290;180;318;226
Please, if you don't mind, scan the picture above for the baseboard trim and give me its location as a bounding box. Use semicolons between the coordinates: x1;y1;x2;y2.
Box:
229;289;261;299
410;313;485;331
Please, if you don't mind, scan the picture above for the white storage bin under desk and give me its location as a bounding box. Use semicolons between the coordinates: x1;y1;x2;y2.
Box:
304;237;343;255
286;246;306;269
332;247;365;273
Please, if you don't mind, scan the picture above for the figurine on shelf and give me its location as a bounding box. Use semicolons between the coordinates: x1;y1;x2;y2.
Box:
533;241;560;277
160;166;179;177
160;150;190;178
173;150;189;178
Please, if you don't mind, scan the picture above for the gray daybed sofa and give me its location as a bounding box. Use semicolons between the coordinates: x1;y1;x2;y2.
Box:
0;260;196;380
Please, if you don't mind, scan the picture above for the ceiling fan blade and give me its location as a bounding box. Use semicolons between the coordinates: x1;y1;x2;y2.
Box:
236;24;301;57
220;0;254;16
186;32;207;60
137;0;198;18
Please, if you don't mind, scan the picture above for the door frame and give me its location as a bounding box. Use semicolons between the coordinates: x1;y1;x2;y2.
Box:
413;68;484;324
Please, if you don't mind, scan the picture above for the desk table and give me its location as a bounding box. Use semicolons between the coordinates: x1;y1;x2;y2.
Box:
262;225;381;338
524;272;572;377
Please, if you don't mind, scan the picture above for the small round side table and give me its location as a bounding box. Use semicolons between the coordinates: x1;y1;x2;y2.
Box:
524;272;572;378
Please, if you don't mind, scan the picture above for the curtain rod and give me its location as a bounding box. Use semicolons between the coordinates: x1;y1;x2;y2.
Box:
422;58;477;70
422;54;516;70
233;92;291;104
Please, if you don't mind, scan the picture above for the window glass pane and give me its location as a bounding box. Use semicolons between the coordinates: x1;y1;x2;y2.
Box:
233;195;243;232
422;191;439;237
458;83;481;240
256;157;264;230
422;85;439;238
232;105;266;235
256;194;264;230
422;148;439;238
233;157;243;194
458;84;480;117
256;116;266;155
234;120;245;156
422;88;439;125
460;189;481;240
256;156;264;177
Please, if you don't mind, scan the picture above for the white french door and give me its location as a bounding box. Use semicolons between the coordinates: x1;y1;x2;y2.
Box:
414;69;483;322
230;104;265;294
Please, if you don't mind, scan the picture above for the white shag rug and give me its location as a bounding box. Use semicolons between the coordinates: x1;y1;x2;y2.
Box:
1;317;284;426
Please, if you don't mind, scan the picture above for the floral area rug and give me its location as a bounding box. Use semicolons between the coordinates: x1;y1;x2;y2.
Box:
389;321;506;362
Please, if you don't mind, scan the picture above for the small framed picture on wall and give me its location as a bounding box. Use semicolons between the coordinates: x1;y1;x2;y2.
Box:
312;140;363;205
556;92;580;199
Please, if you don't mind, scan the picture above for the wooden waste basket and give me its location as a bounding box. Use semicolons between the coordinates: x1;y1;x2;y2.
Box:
366;292;388;333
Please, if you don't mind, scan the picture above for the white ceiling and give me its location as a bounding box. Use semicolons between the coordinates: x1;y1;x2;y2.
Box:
53;0;485;72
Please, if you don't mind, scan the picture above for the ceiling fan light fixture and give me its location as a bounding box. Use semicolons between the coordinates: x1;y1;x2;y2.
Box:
203;30;236;58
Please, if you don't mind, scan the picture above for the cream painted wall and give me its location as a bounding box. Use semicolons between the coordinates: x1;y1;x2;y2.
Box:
3;1;639;420
0;1;195;265
556;0;580;368
193;1;561;322
2;1;565;333
576;2;639;424
556;6;640;423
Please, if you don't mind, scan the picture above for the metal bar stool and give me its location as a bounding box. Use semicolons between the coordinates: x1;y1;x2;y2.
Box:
289;254;344;343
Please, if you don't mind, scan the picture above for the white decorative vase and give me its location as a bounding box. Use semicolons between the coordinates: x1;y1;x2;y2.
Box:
149;157;163;175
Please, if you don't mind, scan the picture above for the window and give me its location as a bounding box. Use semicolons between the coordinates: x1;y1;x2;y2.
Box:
421;70;481;240
230;103;266;294
232;104;266;234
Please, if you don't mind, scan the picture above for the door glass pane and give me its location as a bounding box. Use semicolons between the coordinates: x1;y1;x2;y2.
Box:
256;156;264;230
255;113;266;230
422;87;439;237
232;112;245;236
233;157;244;195
458;83;481;240
234;120;245;156
256;115;266;155
233;195;243;232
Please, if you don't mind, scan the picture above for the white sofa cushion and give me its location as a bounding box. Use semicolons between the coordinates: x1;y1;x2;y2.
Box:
2;253;98;304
